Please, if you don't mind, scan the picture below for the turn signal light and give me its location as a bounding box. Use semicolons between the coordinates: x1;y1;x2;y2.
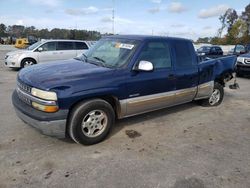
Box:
32;102;59;113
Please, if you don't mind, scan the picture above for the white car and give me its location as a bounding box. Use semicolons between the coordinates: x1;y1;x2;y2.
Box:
4;39;95;68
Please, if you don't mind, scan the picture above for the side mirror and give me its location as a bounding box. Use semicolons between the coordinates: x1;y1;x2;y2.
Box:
136;60;153;71
37;47;43;52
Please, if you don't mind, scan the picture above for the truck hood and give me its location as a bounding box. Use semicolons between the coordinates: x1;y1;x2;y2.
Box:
18;59;115;90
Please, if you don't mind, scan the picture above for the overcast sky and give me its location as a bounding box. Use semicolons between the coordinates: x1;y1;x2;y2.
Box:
0;0;249;40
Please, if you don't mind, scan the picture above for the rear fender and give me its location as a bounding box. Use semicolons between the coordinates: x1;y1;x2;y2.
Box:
198;55;237;86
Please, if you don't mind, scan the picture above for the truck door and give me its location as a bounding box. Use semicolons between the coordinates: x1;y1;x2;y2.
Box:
125;40;176;116
171;40;199;104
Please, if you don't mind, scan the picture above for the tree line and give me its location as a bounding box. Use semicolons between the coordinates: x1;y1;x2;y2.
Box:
0;24;102;43
196;3;250;45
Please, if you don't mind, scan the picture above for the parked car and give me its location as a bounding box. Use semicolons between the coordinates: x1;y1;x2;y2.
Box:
12;35;237;145
196;45;224;61
197;45;223;55
228;44;247;56
5;39;95;68
236;53;250;76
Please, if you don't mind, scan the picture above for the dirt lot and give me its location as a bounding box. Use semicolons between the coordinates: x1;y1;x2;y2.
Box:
0;45;250;188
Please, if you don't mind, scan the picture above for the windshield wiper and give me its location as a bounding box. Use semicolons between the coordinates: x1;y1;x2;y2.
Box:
93;56;105;63
89;56;106;67
82;53;88;60
75;53;88;62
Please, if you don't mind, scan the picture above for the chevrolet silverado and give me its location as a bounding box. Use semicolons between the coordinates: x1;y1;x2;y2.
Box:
12;35;237;145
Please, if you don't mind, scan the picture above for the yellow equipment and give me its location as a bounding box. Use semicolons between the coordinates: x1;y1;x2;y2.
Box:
15;38;29;49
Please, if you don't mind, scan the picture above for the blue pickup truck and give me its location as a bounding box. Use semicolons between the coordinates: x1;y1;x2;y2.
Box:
12;35;237;145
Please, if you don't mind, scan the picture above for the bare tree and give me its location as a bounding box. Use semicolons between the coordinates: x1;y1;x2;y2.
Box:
241;3;250;34
218;8;238;37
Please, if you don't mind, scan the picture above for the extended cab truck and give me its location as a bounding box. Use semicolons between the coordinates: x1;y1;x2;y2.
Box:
12;35;237;145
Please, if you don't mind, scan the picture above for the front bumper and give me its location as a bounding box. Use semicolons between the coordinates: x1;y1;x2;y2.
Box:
237;64;250;74
12;90;68;138
4;57;20;68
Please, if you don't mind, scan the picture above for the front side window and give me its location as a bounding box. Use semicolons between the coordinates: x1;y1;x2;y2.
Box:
211;47;216;52
235;45;245;53
28;41;42;50
40;42;56;51
57;42;74;50
137;41;172;69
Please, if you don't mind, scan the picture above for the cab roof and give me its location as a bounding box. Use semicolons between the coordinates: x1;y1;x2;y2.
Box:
103;34;192;42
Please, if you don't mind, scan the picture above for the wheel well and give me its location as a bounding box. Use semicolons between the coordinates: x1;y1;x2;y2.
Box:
21;58;37;66
68;95;119;118
215;78;224;87
215;72;233;87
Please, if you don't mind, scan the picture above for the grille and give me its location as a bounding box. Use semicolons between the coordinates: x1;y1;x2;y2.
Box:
16;88;31;105
17;80;31;93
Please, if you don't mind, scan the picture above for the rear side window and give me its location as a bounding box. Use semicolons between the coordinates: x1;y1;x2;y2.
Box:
57;42;74;50
75;42;88;50
216;47;222;51
137;41;172;69
173;40;194;68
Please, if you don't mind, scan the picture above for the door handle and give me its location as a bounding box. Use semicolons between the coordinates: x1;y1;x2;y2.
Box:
168;74;176;80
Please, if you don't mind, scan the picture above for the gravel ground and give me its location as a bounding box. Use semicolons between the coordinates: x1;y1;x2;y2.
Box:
0;45;250;188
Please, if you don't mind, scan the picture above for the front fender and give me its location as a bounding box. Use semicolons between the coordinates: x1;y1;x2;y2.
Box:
57;87;121;110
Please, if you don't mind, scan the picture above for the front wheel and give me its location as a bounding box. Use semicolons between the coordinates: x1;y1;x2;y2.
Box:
201;82;224;107
21;58;36;68
68;99;115;145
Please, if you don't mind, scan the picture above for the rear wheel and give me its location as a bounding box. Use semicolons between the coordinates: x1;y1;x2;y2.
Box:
201;82;224;107
68;99;115;145
236;70;243;77
21;58;36;68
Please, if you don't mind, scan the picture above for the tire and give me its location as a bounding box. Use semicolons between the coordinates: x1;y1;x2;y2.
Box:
21;58;36;68
201;82;224;107
236;71;243;77
68;99;115;145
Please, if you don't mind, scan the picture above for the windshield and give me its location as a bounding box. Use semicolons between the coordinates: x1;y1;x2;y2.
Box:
78;38;140;68
27;41;42;50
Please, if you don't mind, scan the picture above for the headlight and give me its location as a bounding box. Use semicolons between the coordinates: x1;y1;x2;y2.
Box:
9;54;21;59
31;88;57;101
237;57;244;63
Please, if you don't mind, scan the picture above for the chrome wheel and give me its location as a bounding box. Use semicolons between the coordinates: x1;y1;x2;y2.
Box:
81;110;108;138
23;60;34;67
209;89;221;105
